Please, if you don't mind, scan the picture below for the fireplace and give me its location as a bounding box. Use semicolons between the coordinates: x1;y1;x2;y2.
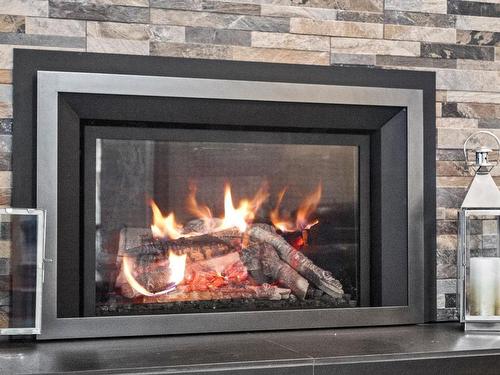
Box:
12;50;435;339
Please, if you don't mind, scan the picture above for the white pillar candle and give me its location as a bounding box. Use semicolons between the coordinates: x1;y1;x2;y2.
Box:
496;258;500;316
470;257;497;316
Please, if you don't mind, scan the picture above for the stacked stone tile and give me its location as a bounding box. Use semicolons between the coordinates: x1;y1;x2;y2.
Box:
0;0;498;323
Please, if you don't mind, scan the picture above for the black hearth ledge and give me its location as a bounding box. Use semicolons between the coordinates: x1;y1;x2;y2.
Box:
0;323;499;374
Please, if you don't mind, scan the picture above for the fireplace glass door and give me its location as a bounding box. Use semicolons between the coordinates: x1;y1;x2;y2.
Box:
76;125;375;317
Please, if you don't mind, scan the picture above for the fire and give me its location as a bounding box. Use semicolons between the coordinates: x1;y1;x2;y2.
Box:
222;184;249;232
126;183;323;296
270;188;296;233
296;183;321;230
187;184;212;220
151;183;268;239
149;182;319;240
270;183;322;232
167;251;187;285
150;200;184;240
122;250;187;297
221;183;268;232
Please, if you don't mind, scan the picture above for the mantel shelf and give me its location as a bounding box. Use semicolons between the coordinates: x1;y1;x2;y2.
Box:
1;323;499;374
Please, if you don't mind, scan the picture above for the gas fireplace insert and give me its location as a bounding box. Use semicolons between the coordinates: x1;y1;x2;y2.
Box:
12;50;435;339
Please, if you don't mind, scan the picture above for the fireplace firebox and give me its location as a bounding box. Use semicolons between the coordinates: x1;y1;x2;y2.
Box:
88;127;368;318
12;50;435;339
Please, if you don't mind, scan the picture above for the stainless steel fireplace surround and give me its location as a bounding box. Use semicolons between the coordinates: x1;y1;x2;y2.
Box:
12;50;435;340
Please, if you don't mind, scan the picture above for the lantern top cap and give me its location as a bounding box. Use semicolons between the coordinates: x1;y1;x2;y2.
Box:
463;131;500;171
461;131;500;209
476;146;492;153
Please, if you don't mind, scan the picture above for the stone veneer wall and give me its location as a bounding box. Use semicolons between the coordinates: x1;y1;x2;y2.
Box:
0;0;499;324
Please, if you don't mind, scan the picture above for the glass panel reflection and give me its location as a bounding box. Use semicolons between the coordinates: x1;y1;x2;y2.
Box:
95;139;361;316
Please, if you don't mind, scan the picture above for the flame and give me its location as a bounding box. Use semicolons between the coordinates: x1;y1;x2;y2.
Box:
151;183;268;239
270;188;296;232
270;183;322;232
187;184;213;219
150;200;184;240
296;183;321;230
167;251;187;285
221;183;268;232
122;250;187;297
222;184;249;232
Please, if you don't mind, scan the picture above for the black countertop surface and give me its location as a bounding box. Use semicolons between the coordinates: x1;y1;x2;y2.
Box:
1;323;500;374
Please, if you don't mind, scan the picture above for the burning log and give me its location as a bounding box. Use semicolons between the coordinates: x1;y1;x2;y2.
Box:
121;228;241;263
144;284;291;303
116;226;243;297
247;225;344;298
192;251;241;274
119;252;245;299
258;242;309;300
201;223;311;300
242;241;310;300
117;220;341;302
117;234;236;299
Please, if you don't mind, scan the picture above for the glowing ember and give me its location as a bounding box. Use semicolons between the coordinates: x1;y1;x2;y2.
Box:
270;183;322;232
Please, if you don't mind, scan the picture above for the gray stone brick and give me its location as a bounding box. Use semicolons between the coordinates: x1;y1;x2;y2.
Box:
151;0;261;15
336;11;384;23
0;33;85;48
384;10;456;28
305;0;383;12
436;307;459;321
437;187;467;208
150;41;232;59
457;30;500;46
331;53;376;65
0;152;10;171
151;9;289;32
0;119;11;135
445;293;457;308
436;149;463;161
421;43;495;61
49;0;149;23
186;27;251;46
386;0;447;13
437;278;457;294
448;0;500;18
376;55;457;69
0;258;9;276
437;220;458;235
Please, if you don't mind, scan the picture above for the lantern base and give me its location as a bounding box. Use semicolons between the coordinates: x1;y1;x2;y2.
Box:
465;320;500;332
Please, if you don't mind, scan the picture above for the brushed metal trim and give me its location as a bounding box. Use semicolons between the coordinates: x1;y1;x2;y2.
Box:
37;71;424;339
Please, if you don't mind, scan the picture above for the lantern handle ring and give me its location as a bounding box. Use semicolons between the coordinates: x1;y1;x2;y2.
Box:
463;130;500;170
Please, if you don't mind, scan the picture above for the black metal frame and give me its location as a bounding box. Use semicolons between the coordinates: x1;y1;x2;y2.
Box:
54;95;406;319
12;50;436;338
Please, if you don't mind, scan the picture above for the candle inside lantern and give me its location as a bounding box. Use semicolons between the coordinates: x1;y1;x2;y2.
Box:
496;259;500;316
470;257;498;316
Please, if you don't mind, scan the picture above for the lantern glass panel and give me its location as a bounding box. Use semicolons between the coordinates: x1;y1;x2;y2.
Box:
0;209;45;335
460;209;500;329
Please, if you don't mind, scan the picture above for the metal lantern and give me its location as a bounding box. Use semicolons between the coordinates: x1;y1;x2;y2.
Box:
459;131;500;331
